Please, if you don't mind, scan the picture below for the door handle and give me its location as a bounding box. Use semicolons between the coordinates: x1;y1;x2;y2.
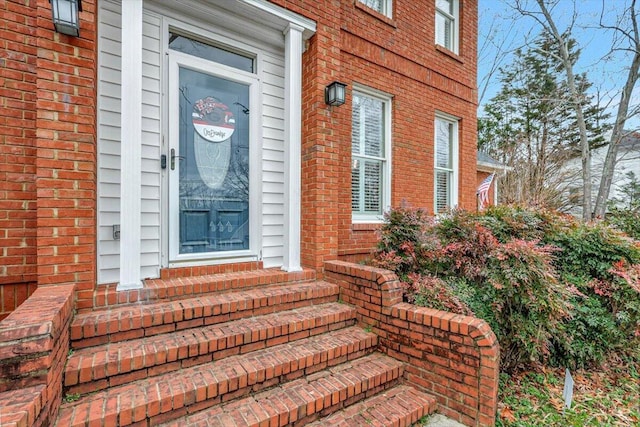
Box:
170;148;185;170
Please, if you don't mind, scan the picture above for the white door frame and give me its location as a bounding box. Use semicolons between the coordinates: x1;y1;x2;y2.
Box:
167;50;261;264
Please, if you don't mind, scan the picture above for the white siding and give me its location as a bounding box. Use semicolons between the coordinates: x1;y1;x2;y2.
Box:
97;1;162;284
261;52;286;267
98;1;287;279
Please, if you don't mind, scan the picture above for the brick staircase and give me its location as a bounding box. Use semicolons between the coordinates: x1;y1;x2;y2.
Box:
54;270;438;426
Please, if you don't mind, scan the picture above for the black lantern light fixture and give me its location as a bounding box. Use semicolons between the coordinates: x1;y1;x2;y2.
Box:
50;0;82;37
325;81;347;107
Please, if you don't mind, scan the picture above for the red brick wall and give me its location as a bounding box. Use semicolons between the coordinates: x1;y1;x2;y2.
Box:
274;0;478;267
325;260;499;427
35;0;97;298
1;0;97;314
0;0;38;305
0;282;37;321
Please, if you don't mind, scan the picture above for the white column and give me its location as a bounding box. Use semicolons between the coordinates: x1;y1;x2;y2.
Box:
118;0;143;290
282;23;304;272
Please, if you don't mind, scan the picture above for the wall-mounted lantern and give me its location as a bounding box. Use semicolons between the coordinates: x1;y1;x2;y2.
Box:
50;0;82;37
325;81;347;107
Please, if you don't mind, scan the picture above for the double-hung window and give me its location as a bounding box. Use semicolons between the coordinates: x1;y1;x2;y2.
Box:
434;114;459;213
351;90;391;222
358;0;393;18
436;0;459;53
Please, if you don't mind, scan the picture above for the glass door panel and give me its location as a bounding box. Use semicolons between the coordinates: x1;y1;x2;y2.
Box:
176;66;250;255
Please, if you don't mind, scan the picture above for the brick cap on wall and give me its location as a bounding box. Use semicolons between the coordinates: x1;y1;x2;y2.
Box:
0;284;76;349
325;260;401;290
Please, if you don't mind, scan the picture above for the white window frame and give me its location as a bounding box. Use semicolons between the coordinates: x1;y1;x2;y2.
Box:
434;113;459;213
351;85;392;223
358;0;393;18
435;0;459;54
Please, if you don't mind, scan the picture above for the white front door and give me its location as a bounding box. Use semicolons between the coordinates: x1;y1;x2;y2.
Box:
168;45;260;263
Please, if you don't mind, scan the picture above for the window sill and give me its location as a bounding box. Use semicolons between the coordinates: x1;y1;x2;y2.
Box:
354;1;397;28
435;44;464;64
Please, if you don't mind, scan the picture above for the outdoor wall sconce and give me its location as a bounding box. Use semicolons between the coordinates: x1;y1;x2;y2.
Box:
50;0;82;37
325;81;347;107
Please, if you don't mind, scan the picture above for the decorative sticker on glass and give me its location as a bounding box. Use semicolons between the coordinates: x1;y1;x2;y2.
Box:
192;96;236;142
192;96;235;189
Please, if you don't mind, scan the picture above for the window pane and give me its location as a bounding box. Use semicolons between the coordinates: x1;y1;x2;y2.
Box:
352;91;387;217
352;159;361;211
436;119;452;168
435;170;450;213
352;94;384;158
364;160;382;213
364;99;383;157
436;0;453;15
169;34;254;73
359;0;384;14
436;12;453;48
352;95;362;156
177;67;250;254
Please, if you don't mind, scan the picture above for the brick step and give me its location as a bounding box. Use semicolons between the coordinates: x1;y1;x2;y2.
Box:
160;352;405;427
70;281;339;349
64;302;357;395
55;326;377;427
308;384;437;427
83;268;316;311
0;384;46;427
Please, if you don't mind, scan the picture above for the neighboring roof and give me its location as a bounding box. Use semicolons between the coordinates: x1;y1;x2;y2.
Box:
477;151;510;172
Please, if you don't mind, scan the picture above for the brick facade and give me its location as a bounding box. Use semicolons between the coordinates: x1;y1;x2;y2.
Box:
1;0;97;316
0;0;477;314
276;0;478;270
0;0;38;318
0;3;496;426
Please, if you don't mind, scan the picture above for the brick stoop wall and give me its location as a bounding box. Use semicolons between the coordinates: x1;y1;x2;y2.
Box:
325;260;500;427
0;265;498;427
0;284;75;426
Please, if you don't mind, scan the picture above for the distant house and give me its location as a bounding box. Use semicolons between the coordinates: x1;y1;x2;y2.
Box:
563;132;640;217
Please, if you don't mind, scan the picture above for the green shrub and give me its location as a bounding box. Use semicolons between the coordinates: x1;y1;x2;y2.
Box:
374;207;570;372
607;207;640;240
373;206;640;372
546;222;640;367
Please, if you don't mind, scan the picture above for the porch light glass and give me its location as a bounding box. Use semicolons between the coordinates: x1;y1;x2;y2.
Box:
50;0;81;37
325;81;347;107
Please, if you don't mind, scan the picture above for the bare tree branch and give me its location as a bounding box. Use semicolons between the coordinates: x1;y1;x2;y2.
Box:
594;0;640;217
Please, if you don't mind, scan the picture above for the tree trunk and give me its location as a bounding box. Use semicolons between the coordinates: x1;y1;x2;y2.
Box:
536;0;592;220
593;0;640;217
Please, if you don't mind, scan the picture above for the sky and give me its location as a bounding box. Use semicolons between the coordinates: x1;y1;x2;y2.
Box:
477;0;639;127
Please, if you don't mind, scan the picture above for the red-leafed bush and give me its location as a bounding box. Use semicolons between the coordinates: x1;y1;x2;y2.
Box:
374;206;640;371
